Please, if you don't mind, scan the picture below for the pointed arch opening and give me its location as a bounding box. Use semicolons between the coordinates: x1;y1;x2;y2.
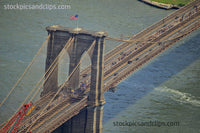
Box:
58;49;70;86
80;51;91;89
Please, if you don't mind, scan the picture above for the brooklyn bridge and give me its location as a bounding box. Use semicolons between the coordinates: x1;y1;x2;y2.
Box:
0;0;200;133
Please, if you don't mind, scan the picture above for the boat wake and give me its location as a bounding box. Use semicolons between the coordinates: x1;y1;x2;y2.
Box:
154;86;200;107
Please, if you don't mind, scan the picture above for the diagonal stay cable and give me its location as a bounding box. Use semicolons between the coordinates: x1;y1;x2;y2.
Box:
0;35;50;108
28;37;74;103
0;35;50;129
1;37;73;131
12;37;74;132
29;39;96;132
26;39;96;132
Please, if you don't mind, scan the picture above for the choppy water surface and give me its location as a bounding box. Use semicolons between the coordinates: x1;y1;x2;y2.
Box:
0;0;199;132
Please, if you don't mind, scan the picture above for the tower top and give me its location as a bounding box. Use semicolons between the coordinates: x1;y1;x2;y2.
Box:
46;25;108;37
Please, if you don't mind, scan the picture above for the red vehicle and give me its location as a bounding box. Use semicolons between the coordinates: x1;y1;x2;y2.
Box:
0;102;33;133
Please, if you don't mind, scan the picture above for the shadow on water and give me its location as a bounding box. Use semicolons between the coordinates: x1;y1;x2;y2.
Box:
103;30;200;124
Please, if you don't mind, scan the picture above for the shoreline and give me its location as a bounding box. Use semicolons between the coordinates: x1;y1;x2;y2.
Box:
139;0;180;10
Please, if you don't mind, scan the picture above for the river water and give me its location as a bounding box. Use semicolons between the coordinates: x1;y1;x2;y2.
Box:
0;0;199;132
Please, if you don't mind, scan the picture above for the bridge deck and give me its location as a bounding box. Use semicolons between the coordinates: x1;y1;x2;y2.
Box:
17;1;200;132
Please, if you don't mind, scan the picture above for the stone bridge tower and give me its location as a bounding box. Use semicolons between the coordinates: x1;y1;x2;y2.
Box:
41;25;107;133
